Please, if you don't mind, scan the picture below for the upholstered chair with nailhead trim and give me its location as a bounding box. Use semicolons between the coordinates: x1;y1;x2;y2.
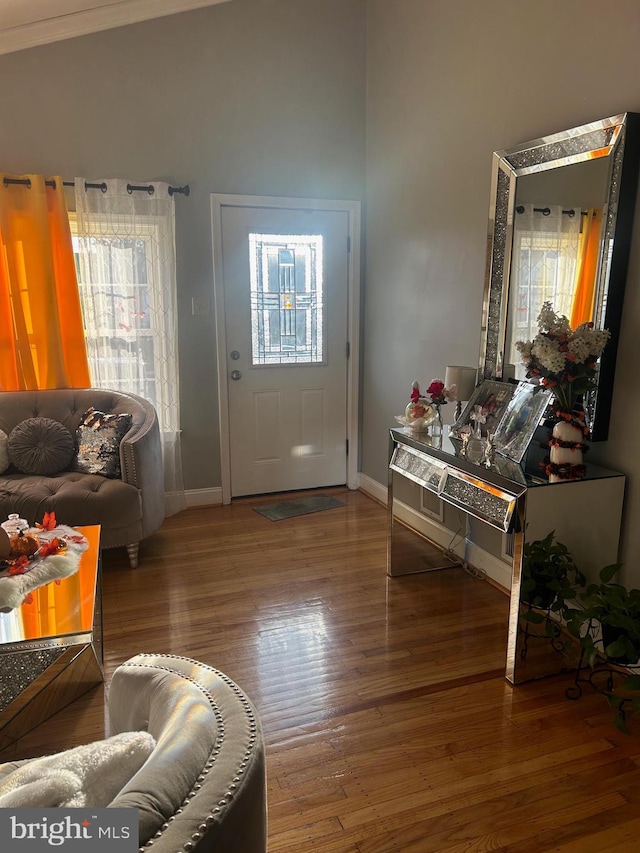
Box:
107;653;267;853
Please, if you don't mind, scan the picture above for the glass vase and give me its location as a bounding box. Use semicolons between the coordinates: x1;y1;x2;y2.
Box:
430;405;443;437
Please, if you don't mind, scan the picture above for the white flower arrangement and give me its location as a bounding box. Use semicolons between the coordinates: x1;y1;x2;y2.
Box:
515;301;610;414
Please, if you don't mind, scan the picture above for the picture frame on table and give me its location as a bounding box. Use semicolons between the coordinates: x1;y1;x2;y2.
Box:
493;381;553;463
450;379;514;439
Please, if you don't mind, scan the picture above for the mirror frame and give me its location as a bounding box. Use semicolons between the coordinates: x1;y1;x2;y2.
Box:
479;112;640;441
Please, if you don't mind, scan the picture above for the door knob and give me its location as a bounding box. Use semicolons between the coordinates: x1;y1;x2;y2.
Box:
230;370;242;381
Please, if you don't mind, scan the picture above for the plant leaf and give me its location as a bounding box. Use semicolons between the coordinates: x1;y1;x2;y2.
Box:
614;714;629;734
522;611;545;624
605;639;628;659
600;563;622;584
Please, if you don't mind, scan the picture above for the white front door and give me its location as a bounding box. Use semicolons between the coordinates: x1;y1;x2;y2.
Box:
215;200;353;498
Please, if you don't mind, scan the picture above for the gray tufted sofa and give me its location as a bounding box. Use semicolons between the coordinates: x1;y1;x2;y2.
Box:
108;654;267;852
0;388;165;567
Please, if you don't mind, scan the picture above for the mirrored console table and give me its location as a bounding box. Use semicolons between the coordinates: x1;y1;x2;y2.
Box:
387;427;625;685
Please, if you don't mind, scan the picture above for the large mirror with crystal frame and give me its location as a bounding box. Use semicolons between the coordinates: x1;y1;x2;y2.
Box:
479;113;640;441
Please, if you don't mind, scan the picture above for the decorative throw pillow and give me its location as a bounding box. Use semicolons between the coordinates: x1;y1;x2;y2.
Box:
73;407;133;479
0;430;8;474
7;418;75;476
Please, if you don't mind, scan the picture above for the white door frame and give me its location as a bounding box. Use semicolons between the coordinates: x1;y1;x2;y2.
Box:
211;193;361;505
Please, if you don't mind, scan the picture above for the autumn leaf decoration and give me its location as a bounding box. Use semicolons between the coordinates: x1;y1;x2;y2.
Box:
8;556;29;575
36;511;57;531
37;538;66;559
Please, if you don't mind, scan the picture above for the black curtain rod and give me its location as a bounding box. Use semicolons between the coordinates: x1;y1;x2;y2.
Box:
2;176;190;197
515;204;589;217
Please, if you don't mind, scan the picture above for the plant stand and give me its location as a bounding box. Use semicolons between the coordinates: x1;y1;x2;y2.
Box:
565;647;640;732
519;604;567;660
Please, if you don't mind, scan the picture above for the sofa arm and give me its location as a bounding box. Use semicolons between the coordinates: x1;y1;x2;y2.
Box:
119;396;165;538
108;654;267;853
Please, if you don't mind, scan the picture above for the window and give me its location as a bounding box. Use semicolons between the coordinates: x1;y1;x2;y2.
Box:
71;219;161;408
507;205;582;377
512;231;578;339
248;233;324;366
69;185;180;440
69;179;184;513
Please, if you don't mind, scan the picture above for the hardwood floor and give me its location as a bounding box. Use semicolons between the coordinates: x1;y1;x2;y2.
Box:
3;487;640;852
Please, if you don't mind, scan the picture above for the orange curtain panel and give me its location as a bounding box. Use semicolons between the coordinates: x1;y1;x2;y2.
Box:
570;208;603;329
0;174;90;390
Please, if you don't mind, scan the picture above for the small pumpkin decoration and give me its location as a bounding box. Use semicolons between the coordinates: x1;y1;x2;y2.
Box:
9;531;40;558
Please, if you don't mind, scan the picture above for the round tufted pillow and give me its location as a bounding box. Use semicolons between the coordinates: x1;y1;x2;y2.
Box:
8;417;75;476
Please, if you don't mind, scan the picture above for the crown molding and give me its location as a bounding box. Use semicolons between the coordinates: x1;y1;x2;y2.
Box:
0;0;234;56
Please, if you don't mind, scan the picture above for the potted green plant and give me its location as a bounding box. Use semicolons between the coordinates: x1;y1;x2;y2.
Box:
565;564;640;667
564;564;640;732
520;531;586;620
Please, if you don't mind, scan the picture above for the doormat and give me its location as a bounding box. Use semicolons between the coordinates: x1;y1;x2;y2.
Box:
253;495;346;521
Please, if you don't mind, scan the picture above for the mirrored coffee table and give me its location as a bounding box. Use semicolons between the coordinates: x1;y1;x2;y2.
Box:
0;525;102;751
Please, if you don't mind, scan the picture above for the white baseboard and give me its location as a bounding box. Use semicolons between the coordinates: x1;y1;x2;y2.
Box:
185;487;223;507
358;472;510;592
465;541;512;591
358;472;385;504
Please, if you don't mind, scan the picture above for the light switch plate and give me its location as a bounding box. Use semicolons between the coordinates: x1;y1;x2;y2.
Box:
192;296;209;316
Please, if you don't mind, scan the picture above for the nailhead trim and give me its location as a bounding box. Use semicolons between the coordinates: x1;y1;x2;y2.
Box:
125;655;260;853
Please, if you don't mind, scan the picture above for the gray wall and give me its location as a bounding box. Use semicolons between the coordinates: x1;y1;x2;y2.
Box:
363;0;640;586
0;0;366;490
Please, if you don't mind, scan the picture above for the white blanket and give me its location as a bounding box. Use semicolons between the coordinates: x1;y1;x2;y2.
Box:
0;731;156;808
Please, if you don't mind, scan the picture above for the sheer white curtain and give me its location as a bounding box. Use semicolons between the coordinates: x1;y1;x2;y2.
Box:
507;204;582;378
74;178;186;516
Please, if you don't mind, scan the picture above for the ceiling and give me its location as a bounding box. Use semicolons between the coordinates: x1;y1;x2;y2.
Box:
0;0;234;56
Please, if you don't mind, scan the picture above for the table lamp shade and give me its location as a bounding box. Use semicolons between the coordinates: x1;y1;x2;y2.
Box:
445;365;477;402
